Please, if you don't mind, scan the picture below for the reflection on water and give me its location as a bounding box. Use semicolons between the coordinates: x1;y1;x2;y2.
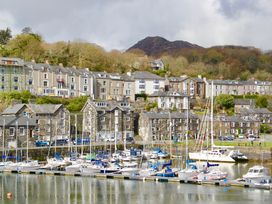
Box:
0;172;272;204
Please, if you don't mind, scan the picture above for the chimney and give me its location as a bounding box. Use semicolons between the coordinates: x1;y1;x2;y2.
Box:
127;72;131;76
198;75;202;79
31;59;35;63
59;63;63;67
45;60;49;65
72;65;76;69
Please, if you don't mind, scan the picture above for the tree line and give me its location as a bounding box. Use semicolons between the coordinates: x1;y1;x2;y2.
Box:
1;27;272;80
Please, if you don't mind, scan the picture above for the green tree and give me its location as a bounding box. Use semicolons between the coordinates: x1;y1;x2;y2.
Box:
256;95;268;108
0;27;12;45
215;94;234;110
260;124;272;133
7;33;45;61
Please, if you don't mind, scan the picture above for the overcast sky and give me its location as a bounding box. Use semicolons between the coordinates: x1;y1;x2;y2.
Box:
0;0;272;51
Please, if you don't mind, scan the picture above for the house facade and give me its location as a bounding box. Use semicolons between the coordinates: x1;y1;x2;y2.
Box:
139;111;199;142
131;71;165;95
82;99;135;141
165;75;205;99
148;91;189;110
0;103;70;142
205;80;272;98
214;115;260;136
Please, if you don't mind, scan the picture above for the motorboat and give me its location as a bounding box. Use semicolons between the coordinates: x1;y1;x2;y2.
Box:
243;165;271;184
230;150;248;162
189;149;235;163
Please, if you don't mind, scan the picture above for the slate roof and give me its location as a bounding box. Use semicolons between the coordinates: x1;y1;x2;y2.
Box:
2;104;26;115
234;99;255;106
131;71;163;80
207;80;272;86
85;99;134;112
150;91;187;97
1;104;64;116
142;111;198;119
239;108;272;115
27;104;63;114
0;116;37;126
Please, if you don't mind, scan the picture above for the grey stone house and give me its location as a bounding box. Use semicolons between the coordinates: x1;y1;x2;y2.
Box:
139;111;199;142
82;99;135;142
0;103;70;143
214;115;260;136
0;113;36;149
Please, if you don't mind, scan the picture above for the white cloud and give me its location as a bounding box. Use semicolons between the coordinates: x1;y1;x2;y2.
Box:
0;0;272;50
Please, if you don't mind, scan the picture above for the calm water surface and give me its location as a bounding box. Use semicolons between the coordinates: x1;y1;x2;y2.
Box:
0;162;272;204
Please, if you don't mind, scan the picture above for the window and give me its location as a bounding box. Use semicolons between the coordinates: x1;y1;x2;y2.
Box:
71;77;74;83
139;85;145;89
43;81;48;87
44;73;48;79
9;127;15;136
29;79;33;85
154;85;160;90
1;85;4;90
1;76;4;82
83;86;88;92
126;90;130;95
70;84;74;90
19;127;25;135
14;76;18;82
154;80;159;84
101;88;105;93
84;78;88;84
14;86;18;90
103;81;106;85
139;80;145;83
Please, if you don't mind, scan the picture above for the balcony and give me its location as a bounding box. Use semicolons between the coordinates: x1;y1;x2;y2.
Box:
56;77;65;83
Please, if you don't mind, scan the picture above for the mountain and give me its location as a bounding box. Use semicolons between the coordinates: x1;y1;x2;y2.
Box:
127;36;203;56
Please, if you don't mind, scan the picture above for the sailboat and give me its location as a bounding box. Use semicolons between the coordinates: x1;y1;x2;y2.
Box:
189;81;235;163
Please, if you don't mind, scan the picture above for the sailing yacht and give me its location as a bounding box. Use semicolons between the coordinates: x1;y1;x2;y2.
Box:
189;81;235;163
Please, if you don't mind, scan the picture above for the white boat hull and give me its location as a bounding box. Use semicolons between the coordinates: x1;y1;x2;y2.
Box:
189;151;235;163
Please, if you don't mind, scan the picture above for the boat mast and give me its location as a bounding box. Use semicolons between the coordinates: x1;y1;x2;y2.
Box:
26;119;29;161
185;96;189;165
2;119;5;162
211;81;214;151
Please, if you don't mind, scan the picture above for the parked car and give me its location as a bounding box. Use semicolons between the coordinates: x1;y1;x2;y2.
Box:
238;134;245;139
51;139;69;146
218;135;235;141
126;137;135;143
247;135;257;141
35;140;49;147
73;138;91;145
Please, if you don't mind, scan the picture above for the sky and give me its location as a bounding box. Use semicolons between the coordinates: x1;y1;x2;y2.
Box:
0;0;272;51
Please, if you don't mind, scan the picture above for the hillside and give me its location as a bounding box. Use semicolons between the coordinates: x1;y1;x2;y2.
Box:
127;36;203;56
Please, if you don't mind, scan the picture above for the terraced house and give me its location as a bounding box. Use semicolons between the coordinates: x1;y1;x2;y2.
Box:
93;72;135;101
0;103;70;144
214;115;260;136
82;99;135;142
0;57;33;92
205;79;272;98
139;111;199;142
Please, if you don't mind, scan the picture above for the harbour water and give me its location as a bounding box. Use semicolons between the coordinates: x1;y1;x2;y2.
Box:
1;162;272;204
